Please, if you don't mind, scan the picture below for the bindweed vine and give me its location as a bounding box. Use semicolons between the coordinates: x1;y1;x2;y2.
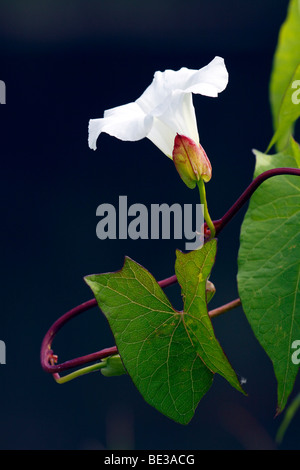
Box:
41;167;300;421
41;0;300;432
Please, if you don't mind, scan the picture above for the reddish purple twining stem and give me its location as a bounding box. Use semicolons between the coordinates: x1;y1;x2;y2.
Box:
212;167;300;235
40;167;300;375
40;298;107;373
40;275;178;374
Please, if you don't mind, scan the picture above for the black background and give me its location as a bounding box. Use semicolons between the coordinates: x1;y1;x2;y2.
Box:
0;0;299;450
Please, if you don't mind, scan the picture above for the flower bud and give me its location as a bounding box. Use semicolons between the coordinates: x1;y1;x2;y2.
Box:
100;354;127;377
172;134;212;188
206;280;216;304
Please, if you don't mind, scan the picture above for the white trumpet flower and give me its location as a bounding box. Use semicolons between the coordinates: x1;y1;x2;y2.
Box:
88;56;228;158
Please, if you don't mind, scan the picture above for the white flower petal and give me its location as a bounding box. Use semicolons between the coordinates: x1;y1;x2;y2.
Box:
136;71;169;114
88;102;152;150
146;92;199;157
136;56;228;115
89;57;228;156
146;118;176;158
182;57;229;96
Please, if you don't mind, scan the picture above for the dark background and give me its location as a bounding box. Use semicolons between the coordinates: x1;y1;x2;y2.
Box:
0;0;299;450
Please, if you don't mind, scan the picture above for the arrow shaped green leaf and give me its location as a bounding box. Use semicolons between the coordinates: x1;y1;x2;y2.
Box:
269;0;300;152
175;245;245;394
85;240;244;424
238;150;300;413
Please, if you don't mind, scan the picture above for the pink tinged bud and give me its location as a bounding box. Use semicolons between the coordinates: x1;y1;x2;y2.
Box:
172;134;212;188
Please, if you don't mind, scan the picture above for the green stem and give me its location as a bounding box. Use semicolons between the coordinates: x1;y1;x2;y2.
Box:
276;393;300;444
197;179;215;239
54;362;105;384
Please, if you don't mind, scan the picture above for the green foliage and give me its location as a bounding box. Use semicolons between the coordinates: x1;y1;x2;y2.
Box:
269;0;300;151
237;150;300;413
237;0;300;417
85;240;244;424
267;64;300;153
